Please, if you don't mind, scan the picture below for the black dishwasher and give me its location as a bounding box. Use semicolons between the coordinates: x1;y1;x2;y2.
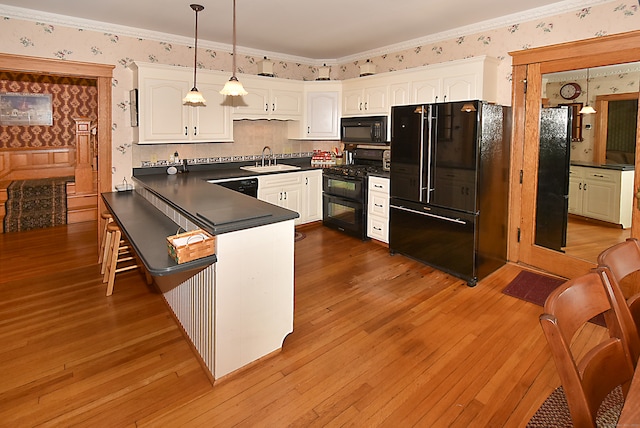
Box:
209;178;258;197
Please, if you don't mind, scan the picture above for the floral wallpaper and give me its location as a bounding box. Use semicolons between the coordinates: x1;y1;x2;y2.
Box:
0;1;639;185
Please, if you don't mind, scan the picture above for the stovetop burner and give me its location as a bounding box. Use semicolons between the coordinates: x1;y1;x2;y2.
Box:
324;164;385;178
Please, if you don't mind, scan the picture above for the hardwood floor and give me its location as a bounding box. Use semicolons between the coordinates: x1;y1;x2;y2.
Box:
563;215;630;263
0;221;609;426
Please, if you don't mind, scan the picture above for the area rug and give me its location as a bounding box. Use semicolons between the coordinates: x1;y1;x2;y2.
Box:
502;270;565;307
4;177;71;232
294;231;306;242
527;385;623;427
503;270;605;327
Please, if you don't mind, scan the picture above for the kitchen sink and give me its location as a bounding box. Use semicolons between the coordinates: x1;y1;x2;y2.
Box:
240;164;301;173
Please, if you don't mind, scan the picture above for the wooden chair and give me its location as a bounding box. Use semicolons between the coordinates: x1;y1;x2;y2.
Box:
597;238;640;337
539;271;635;427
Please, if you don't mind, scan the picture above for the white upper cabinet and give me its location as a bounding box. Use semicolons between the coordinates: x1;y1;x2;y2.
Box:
289;81;341;140
342;80;389;116
131;62;233;144
389;82;410;107
410;56;498;104
411;77;443;104
341;56;499;118
231;76;303;120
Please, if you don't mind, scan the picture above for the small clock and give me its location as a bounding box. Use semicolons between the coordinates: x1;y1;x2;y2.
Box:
560;82;582;100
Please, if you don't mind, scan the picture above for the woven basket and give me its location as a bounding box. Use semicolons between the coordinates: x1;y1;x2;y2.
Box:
166;229;215;264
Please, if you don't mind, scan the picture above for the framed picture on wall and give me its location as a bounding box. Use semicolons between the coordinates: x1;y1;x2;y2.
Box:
0;93;53;126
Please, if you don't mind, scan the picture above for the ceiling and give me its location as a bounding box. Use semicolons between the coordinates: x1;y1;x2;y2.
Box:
0;0;610;63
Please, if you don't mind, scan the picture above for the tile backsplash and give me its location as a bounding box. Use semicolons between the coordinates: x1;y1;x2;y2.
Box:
132;119;337;167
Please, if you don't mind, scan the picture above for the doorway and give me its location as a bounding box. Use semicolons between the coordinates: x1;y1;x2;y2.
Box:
0;53;114;242
508;30;640;279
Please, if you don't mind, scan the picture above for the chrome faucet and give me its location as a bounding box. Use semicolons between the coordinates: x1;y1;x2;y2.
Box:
261;145;273;167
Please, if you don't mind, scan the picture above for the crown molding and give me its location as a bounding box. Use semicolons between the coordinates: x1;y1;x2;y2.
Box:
337;0;613;64
0;0;614;67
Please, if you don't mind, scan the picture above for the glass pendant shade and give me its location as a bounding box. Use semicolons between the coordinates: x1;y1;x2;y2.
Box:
183;88;206;105
220;76;248;96
579;104;596;114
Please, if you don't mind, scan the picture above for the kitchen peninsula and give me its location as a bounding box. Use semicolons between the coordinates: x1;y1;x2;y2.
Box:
107;168;300;381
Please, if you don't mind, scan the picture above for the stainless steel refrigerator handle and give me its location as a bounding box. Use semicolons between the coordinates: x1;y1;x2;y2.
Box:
419;107;426;202
424;105;434;203
390;205;466;225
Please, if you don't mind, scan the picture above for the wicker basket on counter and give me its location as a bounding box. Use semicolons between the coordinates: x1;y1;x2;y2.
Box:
166;229;215;264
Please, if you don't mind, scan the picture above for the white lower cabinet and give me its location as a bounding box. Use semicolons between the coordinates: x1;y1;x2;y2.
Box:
568;165;634;228
367;176;390;243
258;170;322;225
300;170;322;223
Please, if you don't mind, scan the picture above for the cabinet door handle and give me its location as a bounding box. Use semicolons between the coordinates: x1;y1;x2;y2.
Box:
307;126;310;134
374;184;383;189
359;102;363;110
373;226;382;231
184;126;188;136
375;203;383;208
306;177;308;185
592;174;605;178
443;95;447;102
272;103;276;111
584;183;587;191
265;103;269;112
579;183;582;190
279;192;283;201
193;126;197;136
435;96;439;103
284;191;287;200
364;102;368;110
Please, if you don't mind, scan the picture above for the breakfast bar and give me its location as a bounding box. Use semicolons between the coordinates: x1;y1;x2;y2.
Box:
104;171;299;381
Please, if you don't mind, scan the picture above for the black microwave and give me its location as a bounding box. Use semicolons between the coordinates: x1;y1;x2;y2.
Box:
341;116;387;144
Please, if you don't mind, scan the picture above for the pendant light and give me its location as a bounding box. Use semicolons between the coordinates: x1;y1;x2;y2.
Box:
220;0;248;96
579;68;596;114
183;4;206;106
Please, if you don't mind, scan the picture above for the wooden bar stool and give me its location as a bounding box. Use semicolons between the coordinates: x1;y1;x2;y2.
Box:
103;222;140;296
98;210;113;272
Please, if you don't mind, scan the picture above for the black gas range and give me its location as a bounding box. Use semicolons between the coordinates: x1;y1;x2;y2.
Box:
322;147;388;239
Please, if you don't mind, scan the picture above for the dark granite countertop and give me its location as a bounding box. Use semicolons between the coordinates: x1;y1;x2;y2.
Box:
132;169;301;235
102;191;217;281
570;161;634;171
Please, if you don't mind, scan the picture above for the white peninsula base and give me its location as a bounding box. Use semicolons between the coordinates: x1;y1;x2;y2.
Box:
163;219;295;380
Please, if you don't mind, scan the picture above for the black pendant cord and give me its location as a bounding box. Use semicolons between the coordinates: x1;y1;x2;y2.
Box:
232;0;237;79
191;4;204;91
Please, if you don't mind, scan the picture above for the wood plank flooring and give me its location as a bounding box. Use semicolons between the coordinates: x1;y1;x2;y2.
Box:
0;221;608;426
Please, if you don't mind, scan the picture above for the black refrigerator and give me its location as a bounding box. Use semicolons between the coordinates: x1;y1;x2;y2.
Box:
535;106;571;252
389;100;511;286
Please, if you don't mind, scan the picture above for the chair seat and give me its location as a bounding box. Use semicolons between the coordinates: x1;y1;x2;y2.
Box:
528;386;624;428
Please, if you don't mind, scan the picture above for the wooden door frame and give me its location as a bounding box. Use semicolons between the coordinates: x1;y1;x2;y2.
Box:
508;30;640;278
593;92;639;165
0;53;114;241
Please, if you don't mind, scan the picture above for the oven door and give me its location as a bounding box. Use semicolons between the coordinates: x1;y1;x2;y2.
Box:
322;194;366;239
323;174;364;202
